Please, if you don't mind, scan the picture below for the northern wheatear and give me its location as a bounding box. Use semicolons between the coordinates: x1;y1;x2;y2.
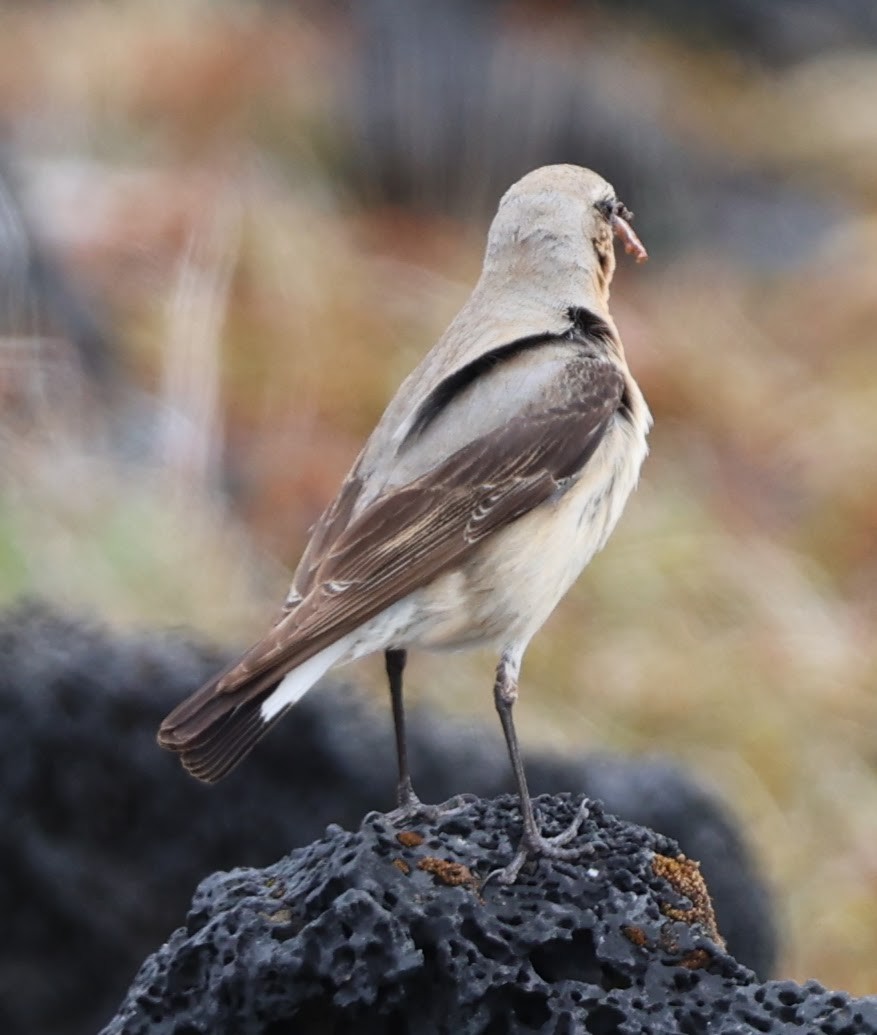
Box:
159;164;651;883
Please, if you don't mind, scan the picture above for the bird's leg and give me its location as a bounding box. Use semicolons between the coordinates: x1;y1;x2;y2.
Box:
488;648;591;885
385;648;422;815
385;649;475;824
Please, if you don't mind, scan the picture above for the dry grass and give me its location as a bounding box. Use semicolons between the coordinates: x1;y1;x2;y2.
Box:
1;0;876;995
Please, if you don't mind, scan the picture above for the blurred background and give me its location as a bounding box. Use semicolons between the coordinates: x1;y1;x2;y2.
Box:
1;0;876;1003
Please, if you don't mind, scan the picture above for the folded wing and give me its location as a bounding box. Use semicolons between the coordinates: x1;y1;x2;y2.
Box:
158;323;625;780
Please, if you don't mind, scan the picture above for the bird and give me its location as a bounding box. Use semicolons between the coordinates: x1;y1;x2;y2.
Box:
158;164;652;884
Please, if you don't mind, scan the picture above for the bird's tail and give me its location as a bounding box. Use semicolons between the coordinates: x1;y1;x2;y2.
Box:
157;633;354;782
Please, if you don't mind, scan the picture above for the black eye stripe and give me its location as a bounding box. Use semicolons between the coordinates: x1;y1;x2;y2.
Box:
595;196;615;220
595;196;635;224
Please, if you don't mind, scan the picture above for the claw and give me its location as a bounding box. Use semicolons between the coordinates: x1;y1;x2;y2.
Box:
483;796;593;887
388;791;480;827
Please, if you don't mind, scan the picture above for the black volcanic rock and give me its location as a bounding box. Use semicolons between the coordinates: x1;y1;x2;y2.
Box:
102;795;877;1035
0;601;775;1035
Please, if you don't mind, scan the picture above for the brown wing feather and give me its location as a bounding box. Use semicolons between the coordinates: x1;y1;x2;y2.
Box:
159;469;368;752
289;380;621;649
287;469;365;604
158;351;624;778
209;358;620;690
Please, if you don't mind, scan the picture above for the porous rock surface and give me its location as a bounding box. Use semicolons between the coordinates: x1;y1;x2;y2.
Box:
103;795;877;1035
0;601;775;1035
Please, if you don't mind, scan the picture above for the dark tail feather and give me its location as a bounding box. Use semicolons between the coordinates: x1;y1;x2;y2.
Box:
157;666;288;783
179;694;288;783
159;629;349;782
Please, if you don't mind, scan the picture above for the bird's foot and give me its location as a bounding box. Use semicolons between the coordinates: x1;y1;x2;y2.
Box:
541;794;591;849
484;796;592;887
388;784;480;826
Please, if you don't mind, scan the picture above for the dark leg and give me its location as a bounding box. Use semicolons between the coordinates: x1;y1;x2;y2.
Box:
488;649;590;885
385;648;420;812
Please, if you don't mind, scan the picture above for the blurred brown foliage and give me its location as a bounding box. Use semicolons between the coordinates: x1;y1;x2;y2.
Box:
0;0;875;995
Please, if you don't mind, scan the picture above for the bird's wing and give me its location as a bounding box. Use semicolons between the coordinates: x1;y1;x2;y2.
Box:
158;324;627;778
284;467;365;606
288;307;621;603
218;342;625;688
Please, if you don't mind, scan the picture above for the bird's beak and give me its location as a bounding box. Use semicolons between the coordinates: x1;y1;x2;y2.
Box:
611;211;648;264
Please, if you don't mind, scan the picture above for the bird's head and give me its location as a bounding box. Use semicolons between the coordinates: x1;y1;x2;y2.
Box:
484;164;647;309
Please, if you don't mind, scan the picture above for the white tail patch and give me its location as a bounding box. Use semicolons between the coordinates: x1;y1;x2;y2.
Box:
260;634;355;721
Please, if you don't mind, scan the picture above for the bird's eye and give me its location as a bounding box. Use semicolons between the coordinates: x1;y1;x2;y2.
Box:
595;197;615;220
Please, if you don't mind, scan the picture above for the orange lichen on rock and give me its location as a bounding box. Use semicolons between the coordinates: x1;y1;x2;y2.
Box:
622;924;649;948
416;856;479;892
652;852;724;949
679;948;714;971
